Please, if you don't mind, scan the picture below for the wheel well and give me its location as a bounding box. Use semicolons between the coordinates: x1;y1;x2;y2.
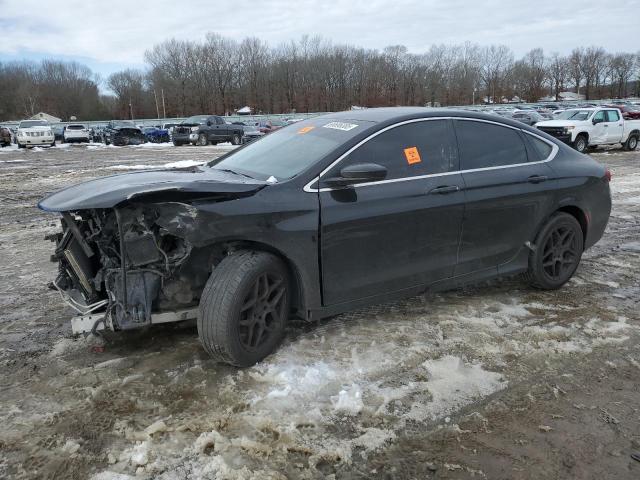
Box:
629;130;639;137
216;240;306;318
576;132;588;141
556;206;588;242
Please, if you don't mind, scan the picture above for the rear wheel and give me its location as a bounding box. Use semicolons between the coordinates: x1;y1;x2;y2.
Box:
525;213;584;290
624;134;638;151
198;251;289;367
172;140;183;146
573;134;588;153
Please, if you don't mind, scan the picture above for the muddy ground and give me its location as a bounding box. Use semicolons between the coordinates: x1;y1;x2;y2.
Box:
0;142;638;480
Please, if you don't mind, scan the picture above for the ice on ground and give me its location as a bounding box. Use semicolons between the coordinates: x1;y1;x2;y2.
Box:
413;356;506;420
331;384;364;415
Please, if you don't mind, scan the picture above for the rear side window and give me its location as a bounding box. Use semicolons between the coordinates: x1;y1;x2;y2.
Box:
335;119;458;180
455;120;528;169
606;110;620;122
524;134;553;161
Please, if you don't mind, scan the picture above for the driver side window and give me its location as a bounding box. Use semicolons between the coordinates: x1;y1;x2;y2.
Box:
593;111;605;123
330;119;458;181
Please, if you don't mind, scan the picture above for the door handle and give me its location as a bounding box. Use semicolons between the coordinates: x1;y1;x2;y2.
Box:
429;185;460;194
527;175;548;184
603;125;609;128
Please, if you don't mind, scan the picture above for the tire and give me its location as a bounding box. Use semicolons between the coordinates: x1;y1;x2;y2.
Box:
231;133;242;145
172;140;183;146
573;134;588;153
198;250;290;367
524;212;584;290
196;133;208;146
50;141;55;147
624;134;638;151
18;142;25;149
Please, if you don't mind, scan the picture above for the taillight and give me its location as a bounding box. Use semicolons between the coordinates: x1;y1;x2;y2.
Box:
604;169;612;183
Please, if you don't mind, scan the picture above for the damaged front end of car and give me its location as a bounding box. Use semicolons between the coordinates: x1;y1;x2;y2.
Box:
40;168;268;334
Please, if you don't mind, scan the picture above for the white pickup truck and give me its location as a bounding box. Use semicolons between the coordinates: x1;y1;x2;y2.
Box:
536;107;640;153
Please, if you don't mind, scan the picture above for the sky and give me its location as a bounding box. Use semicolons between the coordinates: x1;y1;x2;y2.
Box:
1;0;639;81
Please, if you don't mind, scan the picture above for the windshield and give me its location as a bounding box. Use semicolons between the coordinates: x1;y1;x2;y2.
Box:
556;110;593;121
19;120;49;128
208;117;374;181
183;115;209;124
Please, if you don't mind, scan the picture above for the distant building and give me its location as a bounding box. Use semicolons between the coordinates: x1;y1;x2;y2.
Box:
236;106;252;115
539;92;586;102
29;112;61;123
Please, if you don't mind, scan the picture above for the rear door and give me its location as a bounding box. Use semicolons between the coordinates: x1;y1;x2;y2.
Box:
453;119;556;276
319;119;465;305
604;109;624;143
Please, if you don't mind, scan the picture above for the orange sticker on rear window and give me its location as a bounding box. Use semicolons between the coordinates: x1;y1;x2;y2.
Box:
298;126;315;134
404;146;421;164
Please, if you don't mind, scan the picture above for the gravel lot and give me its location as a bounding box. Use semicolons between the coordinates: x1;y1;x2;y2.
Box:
0;142;639;480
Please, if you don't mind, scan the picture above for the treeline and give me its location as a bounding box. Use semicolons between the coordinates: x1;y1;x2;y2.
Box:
0;60;112;121
1;34;639;121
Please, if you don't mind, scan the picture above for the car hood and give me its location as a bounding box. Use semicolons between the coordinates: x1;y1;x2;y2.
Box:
38;167;267;212
536;119;585;127
20;126;51;131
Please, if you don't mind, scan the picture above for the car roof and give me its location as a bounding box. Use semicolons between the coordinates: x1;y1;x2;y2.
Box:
318;107;534;131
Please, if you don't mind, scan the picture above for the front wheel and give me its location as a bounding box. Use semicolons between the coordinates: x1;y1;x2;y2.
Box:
198;251;290;367
573;135;588;153
524;212;584;290
624;135;638;151
196;133;208;146
231;133;242;145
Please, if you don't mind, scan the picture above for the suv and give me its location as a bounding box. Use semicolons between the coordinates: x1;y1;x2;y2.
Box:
102;121;146;146
16;120;55;148
63;124;90;143
172;115;244;146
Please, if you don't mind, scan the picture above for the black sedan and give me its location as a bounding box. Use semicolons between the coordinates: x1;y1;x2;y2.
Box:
38;108;611;366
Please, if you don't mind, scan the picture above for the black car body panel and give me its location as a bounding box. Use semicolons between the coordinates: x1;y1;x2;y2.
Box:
39;108;611;332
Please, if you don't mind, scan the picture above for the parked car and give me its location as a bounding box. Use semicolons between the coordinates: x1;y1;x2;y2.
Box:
172;115;244;146
143;126;170;143
602;104;640;120
102;120;146;146
256;120;285;134
511;111;546;126
536;107;640;152
16;120;55;148
0;126;12;147
39;108;611;367
239;124;264;143
63;124;90;143
52;125;65;142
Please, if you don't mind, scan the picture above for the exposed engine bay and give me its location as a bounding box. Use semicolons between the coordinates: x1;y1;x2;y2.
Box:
48;203;224;332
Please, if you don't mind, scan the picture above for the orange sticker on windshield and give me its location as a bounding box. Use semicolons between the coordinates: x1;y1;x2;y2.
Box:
404;146;421;164
298;126;315;134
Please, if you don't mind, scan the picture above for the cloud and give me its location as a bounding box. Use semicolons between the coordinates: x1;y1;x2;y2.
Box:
1;0;638;72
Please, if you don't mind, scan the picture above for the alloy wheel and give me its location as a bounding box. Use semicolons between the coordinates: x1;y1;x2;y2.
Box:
238;272;286;351
541;225;579;280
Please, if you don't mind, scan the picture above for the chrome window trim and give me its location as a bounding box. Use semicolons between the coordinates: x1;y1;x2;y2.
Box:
303;116;559;193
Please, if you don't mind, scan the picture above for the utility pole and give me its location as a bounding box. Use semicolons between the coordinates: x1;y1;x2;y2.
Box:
129;97;134;121
153;89;160;120
161;89;166;119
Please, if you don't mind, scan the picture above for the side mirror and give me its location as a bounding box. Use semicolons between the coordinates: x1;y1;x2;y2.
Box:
592;117;603;125
323;163;387;187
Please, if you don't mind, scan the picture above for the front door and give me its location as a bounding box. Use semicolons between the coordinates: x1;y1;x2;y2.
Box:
319;119;464;306
590;110;608;143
